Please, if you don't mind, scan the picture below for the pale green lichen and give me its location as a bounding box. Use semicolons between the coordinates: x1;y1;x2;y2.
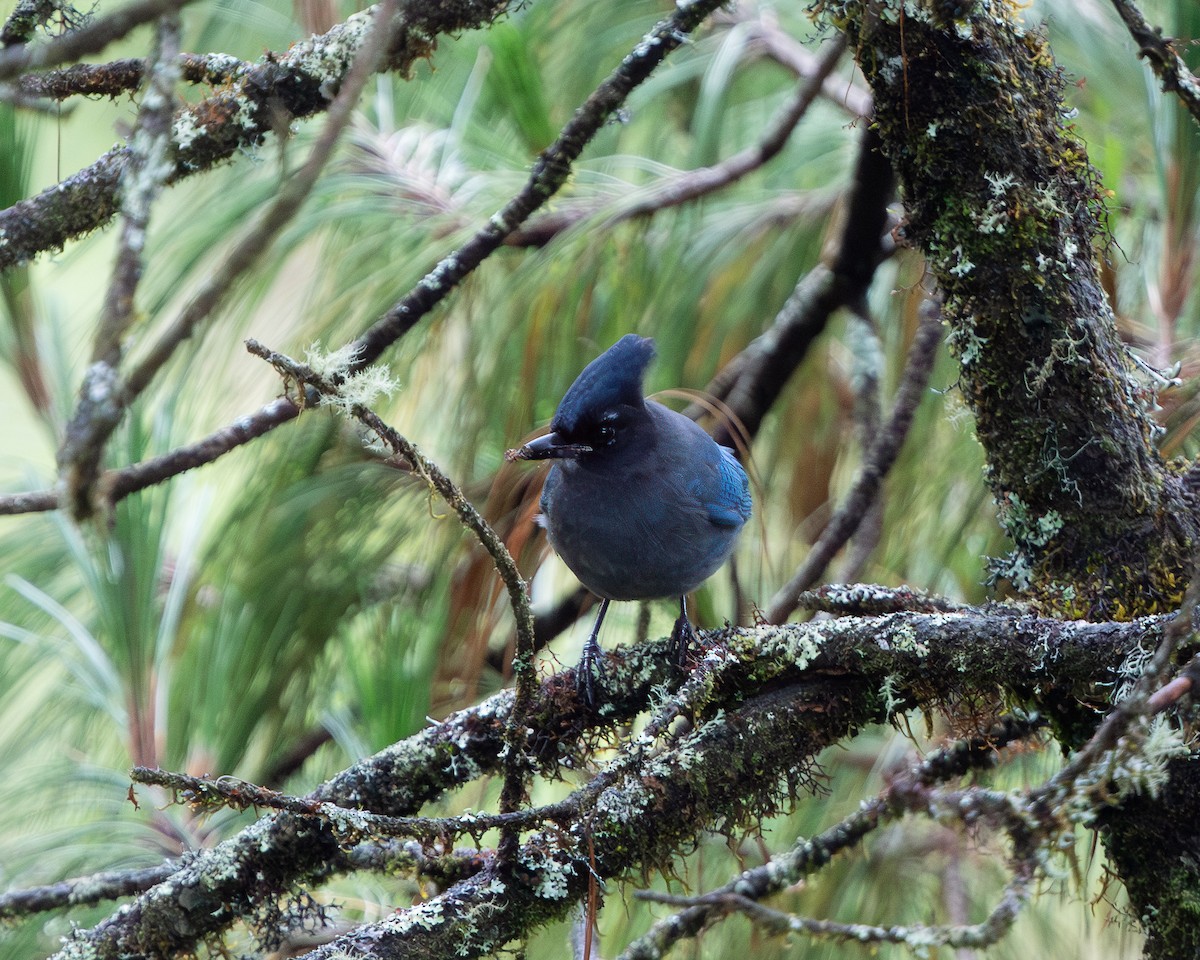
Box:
518;847;575;901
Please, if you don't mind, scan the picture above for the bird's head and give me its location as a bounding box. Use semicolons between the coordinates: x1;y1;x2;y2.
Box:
509;334;655;462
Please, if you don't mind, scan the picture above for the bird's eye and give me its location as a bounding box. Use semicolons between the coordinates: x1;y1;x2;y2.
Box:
598;411;622;446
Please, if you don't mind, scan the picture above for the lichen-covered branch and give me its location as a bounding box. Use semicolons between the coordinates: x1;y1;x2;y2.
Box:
1;0;71;48
58;12;182;521
823;2;1200;953
0;0;199;78
0;862;176;921
245;337;539;862
623;714;1045;959
0;0;507;268
827;0;1197;617
41;608;1173;958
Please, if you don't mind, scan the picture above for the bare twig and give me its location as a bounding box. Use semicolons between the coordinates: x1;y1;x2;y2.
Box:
344;0;734;373
1109;0;1200;127
0;861;176;920
506;33;849;246
714;7;873;117
766;308;943;622
690;122;896;449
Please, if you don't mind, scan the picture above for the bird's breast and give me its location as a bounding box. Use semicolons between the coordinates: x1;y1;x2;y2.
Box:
539;453;742;601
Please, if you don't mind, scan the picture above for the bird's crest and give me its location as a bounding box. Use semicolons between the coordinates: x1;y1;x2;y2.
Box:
552;334;655;434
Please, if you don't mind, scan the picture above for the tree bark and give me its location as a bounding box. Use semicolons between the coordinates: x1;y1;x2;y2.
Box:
826;2;1200;953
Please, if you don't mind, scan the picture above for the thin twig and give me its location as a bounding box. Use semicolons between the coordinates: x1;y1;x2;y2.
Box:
1109;0;1200;127
839;308;884;580
766;307;943;622
714;7;873;117
7;51;249;101
623;715;1045;960
344;0;734;372
690;122;896;449
506;33;849;246
131;765;579;843
0;862;176;920
244;339;538;862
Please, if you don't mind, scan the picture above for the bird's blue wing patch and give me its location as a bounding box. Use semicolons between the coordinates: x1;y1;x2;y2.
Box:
707;446;752;528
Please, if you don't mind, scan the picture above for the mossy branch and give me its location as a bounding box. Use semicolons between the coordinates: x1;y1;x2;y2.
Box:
32;605;1188;958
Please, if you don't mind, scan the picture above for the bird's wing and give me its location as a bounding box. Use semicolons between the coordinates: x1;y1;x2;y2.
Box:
705;446;752;528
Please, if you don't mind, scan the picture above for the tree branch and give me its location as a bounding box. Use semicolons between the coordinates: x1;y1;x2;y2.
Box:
1109;0;1200;127
0;0;731;519
344;0;736;372
0;0;508;268
623;714;1045;959
694;121;896;450
58;11;182;519
506;32;849;247
42;609;1170;958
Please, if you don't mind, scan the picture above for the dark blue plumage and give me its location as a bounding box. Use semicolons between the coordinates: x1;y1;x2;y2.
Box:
513;334;752;704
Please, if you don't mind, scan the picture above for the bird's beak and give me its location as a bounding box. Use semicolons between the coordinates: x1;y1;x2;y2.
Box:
505;432;592;462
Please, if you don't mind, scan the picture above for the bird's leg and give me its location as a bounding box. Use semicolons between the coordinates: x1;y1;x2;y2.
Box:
669;595;697;668
576;598;610;707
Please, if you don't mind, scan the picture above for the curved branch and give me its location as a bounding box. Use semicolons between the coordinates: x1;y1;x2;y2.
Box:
694;121;896;449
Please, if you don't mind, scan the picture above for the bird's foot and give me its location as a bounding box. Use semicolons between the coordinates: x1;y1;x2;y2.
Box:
575;634;605;708
668;612;698;668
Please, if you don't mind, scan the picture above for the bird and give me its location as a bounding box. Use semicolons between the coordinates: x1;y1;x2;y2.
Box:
508;334;752;705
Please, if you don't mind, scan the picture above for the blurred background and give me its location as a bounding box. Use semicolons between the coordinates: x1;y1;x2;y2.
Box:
2;0;1196;955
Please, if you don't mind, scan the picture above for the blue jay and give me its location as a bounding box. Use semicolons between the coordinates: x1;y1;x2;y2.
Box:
510;335;752;704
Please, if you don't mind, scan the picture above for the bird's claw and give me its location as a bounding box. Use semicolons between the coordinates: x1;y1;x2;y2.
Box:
669;612;698;668
576;634;605;708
